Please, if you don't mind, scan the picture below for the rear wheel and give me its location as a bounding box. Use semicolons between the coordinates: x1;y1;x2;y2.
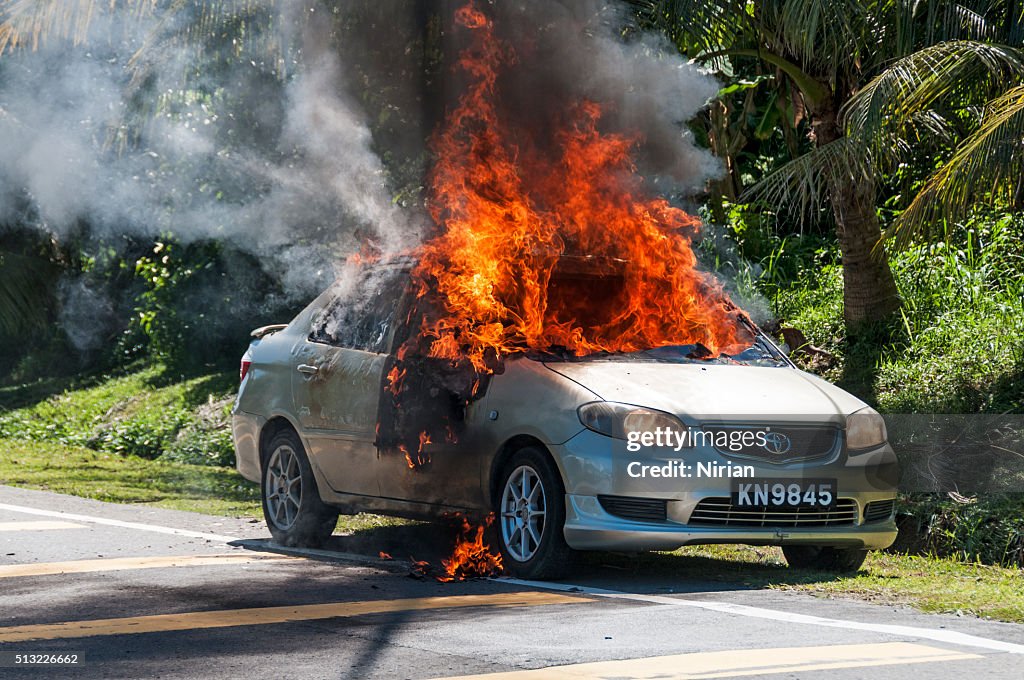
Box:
261;429;338;548
495;447;574;580
782;545;868;572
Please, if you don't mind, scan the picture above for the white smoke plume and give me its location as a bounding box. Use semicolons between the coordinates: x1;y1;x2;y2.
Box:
0;1;728;350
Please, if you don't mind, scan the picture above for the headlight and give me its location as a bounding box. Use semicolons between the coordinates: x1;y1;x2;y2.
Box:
577;401;687;441
846;406;887;451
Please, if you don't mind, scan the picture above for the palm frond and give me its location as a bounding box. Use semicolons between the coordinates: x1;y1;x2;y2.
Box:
842;40;1024;165
628;0;753;57
888;83;1024;248
740;136;874;229
0;0;158;54
766;0;868;75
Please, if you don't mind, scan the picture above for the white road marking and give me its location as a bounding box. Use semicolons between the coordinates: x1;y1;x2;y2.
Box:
499;578;1024;655
0;520;86;532
0;503;240;543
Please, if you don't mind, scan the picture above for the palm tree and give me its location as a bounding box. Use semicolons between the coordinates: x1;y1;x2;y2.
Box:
843;40;1024;249
635;0;1024;332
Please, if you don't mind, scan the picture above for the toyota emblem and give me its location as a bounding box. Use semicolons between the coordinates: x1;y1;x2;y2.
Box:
762;431;792;455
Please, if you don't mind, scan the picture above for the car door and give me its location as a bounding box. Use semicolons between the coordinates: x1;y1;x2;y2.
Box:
290;268;404;496
374;302;489;510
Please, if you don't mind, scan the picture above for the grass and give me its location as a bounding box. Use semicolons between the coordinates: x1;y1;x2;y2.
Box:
763;218;1024;413
0;363;237;465
0;437;261;516
681;545;1024;622
587;544;1023;622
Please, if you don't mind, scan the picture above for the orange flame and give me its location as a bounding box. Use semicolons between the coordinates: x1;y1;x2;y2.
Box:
400;431;433;469
406;2;751;372
378;551;393;560
385;365;407;396
438;512;503;582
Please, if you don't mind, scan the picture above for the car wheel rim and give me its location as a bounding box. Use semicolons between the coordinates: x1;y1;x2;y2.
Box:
500;464;546;562
265;445;302;531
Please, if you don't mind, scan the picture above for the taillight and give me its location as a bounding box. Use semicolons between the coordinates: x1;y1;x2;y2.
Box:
240;359;252;382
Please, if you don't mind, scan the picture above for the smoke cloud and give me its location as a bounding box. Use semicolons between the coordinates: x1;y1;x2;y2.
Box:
487;0;722;191
0;0;726;350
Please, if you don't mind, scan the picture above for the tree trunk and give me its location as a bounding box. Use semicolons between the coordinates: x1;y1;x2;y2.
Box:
811;103;901;332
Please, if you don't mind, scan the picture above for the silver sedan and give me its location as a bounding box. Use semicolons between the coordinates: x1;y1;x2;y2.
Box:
233;260;898;579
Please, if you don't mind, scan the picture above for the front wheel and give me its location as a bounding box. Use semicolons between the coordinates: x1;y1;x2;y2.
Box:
782;545;868;572
261;429;338;548
495;447;574;580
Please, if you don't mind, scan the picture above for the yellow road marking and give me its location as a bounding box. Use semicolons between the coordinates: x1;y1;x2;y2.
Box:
0;553;297;579
433;642;982;679
0;521;86;532
0;591;589;643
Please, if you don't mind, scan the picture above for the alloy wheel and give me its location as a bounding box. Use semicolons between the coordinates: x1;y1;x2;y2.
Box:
265;444;302;530
500;464;547;562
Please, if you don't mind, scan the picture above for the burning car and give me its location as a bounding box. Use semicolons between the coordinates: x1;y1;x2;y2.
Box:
231;2;897;580
232;255;898;579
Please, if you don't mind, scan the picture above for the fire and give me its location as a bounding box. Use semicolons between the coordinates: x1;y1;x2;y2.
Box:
410;558;431;579
404;2;752;372
378;551;393;560
400;430;433;469
438;512;503;582
385;365;406;396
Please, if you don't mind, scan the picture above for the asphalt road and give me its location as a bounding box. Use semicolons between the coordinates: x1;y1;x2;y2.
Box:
1;484;1022;679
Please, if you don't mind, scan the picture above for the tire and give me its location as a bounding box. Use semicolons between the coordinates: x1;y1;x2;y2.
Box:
494;446;574;580
782;545;868;572
261;429;338;548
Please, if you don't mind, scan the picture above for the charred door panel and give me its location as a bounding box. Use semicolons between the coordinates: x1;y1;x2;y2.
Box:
375;299;496;510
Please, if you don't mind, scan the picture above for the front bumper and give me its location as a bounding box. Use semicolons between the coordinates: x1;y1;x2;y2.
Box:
563;494;898;551
552;427;899;552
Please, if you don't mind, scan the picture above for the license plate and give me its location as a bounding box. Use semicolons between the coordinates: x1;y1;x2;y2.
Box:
731;479;837;509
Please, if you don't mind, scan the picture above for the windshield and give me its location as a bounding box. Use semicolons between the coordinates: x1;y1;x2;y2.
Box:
530;334;789;367
528;267;788;367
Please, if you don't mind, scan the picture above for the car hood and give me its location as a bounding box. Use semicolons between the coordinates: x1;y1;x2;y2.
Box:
542;361;866;421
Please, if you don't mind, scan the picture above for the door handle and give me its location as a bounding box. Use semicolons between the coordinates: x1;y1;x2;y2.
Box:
297;364;319;375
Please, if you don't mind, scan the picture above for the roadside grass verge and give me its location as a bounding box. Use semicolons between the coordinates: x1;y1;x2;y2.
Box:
0;363;237;466
0;437;410;536
590;544;1024;623
0;437;260;516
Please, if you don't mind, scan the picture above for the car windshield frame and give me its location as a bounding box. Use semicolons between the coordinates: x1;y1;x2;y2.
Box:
528;324;792;368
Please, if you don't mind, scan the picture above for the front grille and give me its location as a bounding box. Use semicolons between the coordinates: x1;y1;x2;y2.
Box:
698;423;841;464
689;497;858;527
864;499;896;523
598;495;667;522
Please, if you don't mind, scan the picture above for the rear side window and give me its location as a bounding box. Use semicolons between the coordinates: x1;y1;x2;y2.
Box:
309;268;407;353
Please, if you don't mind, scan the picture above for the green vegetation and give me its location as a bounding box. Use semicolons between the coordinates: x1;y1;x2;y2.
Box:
638;545;1024;623
0;437;259;516
0;363;237;466
751;213;1024;414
